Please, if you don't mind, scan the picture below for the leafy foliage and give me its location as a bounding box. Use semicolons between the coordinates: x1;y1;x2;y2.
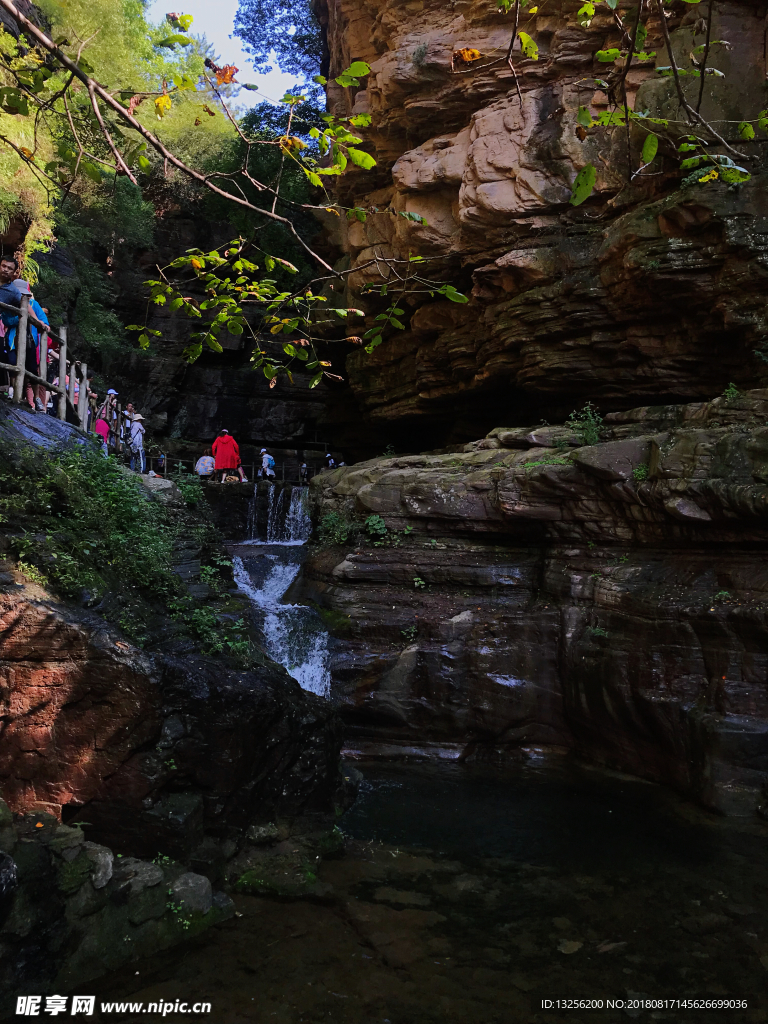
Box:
0;441;178;604
567;402;603;447
317;511;355;546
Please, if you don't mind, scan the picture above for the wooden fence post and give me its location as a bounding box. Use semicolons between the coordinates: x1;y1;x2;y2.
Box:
67;359;77;413
57;327;67;420
12;294;29;405
78;361;88;431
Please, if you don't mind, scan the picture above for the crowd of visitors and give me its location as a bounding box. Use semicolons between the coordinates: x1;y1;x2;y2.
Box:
0;263;346;485
190;434;342;486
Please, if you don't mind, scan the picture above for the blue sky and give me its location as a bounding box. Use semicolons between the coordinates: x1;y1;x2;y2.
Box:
145;0;300;105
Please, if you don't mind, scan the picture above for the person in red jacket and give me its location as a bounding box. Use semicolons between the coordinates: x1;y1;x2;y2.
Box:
212;429;240;483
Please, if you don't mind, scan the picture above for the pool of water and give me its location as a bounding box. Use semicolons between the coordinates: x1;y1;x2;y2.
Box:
341;759;733;871
90;758;768;1024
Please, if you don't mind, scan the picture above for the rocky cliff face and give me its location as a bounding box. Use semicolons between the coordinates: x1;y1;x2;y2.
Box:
0;583;345;858
303;390;768;815
315;0;768;449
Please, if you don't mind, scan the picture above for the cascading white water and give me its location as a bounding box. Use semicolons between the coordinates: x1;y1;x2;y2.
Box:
246;484;311;545
233;485;330;699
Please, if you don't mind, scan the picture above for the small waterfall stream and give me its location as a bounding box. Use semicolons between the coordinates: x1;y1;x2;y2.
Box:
232;485;330;698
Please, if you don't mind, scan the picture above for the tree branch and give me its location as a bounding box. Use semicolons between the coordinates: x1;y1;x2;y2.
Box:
0;0;336;273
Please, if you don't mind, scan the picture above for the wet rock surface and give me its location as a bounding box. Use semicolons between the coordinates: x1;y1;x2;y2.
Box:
302;392;768;814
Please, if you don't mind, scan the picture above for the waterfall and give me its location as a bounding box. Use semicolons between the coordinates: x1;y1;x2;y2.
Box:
246;484;311;544
233;485;330;699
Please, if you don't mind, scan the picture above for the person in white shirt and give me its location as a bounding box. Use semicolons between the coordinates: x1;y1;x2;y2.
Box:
259;448;276;478
129;413;146;473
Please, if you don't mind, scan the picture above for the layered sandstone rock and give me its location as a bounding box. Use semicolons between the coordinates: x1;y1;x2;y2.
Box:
302;389;768;815
314;0;768;447
0;584;345;857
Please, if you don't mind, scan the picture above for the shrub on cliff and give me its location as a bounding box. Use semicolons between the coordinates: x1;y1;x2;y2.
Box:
0;442;178;603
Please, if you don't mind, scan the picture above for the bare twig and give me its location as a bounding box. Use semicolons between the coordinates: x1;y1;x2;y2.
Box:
695;0;714;114
87;82;138;185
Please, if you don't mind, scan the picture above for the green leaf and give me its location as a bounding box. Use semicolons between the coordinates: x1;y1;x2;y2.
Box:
313;74;328;85
296;349;309;361
138;333;150;349
641;134;658;164
577;105;592;127
518;32;539;60
349;113;372;127
309;372;323;389
347;147;377;169
595;48;621;62
138;155;151;172
738;121;756;141
443;286;469;304
156;34;192;47
335;74;360;88
569;163;597;206
169;296;184;311
283;343;297;357
82;161;102;183
242;83;259;91
346;61;372;77
227;322;244;335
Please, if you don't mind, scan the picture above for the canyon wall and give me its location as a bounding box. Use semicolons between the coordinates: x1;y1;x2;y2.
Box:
314;0;768;450
303;391;768;815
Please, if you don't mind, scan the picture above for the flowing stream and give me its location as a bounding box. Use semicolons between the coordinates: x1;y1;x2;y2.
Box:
232;484;330;698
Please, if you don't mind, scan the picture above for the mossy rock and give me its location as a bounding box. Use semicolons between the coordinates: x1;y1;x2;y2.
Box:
234;865;319;899
311;603;352;636
57;851;92;896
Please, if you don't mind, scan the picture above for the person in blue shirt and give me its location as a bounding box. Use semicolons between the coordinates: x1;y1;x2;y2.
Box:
9;278;49;411
0;255;21;398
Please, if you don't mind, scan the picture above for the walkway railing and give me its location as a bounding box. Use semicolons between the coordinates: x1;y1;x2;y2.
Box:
0;295;91;430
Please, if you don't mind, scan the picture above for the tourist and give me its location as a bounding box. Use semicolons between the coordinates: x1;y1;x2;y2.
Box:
300;462;309;485
212;429;240;483
128;413;146;473
8;282;51;412
258;448;276;479
325;453;336;470
122;402;135;444
0;256;20;397
195;448;215;479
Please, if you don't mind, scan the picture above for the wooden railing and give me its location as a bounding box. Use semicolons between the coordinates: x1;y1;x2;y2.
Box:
0;294;90;430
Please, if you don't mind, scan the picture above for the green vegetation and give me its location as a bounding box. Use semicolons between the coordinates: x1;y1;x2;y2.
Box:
0;441;178;602
722;383;741;404
0;440;254;663
364;514;388;545
713;590;732;603
413;576;426;589
633;463;649;482
401;625;418;642
567;402;603;447
317;511;355;546
586;625;609;638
